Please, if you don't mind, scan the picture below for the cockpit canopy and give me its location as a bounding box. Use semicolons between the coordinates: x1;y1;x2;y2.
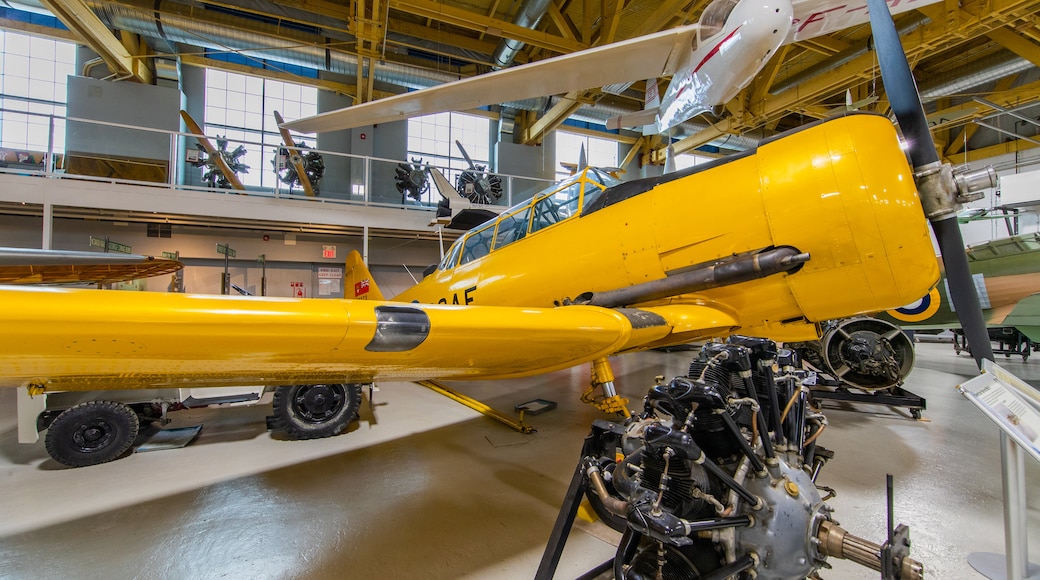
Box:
438;168;621;271
698;0;739;43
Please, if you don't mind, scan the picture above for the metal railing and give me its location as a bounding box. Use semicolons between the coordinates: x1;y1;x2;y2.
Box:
0;107;555;214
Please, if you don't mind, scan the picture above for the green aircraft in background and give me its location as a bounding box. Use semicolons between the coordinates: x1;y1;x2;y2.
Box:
880;233;1040;352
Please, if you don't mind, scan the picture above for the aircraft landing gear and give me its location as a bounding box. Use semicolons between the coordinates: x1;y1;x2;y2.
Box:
581;358;631;417
44;401;140;467
269;383;363;439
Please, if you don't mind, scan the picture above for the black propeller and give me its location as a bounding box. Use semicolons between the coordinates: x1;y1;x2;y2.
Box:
866;0;996;366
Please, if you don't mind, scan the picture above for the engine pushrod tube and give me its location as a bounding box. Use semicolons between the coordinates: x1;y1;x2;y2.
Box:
742;375;776;460
762;368;786;444
685;515;752;533
576;247;809;308
699;452;762;509
717;410;766;473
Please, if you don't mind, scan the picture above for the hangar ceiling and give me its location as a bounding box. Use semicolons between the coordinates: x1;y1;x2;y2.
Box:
3;0;1039;165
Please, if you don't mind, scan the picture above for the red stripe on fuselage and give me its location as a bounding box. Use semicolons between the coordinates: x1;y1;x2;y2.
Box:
693;25;744;73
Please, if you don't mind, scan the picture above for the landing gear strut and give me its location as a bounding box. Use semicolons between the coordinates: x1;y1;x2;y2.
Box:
581;358;631;417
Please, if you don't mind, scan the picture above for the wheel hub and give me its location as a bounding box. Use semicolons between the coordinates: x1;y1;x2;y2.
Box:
72;421;113;451
294;384;344;423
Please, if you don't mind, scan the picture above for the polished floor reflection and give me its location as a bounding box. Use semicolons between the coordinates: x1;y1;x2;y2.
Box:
0;342;1038;579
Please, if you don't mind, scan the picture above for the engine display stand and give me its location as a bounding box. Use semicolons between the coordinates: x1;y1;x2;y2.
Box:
810;381;927;419
534;420;621;580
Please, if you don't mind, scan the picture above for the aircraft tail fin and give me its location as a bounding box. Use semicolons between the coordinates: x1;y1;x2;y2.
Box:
644;78;662;110
344;250;385;301
606;108;659;132
607;79;662;133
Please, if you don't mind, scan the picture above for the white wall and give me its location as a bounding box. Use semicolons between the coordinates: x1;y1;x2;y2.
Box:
0;215;441;298
955;148;1040;246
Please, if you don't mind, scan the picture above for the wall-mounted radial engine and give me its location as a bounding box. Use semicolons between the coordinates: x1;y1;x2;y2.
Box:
273;141;325;195
454;140;502;205
193;136;250;189
395;157;430;202
582;336;923;580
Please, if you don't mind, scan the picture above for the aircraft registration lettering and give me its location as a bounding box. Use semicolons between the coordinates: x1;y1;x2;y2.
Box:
436;285;477;305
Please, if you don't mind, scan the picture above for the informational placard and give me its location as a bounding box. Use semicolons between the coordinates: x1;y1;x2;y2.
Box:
958;362;1040;463
216;243;236;258
317;267;342;279
89;236;132;254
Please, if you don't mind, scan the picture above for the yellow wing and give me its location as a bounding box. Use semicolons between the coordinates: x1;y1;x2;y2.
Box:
0;285;735;393
0;248;183;285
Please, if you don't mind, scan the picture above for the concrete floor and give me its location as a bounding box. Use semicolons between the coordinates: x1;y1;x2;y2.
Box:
0;342;1038;579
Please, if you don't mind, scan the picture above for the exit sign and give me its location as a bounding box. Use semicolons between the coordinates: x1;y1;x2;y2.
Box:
322;245;336;259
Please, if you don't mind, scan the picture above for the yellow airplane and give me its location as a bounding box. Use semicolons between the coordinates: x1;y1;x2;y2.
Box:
0;2;998;574
2;114;939;399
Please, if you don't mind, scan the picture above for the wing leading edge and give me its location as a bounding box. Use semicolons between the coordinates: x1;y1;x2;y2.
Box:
282;24;699;134
0;286;735;392
0;248;183;285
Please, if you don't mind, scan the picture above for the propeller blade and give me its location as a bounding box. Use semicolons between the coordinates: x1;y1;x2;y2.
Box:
455;140;477;169
866;0;994;365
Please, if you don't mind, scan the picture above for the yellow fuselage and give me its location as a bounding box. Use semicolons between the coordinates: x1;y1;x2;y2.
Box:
397;113;938;343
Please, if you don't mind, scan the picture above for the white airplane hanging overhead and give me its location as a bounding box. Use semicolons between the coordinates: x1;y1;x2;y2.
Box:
282;0;941;136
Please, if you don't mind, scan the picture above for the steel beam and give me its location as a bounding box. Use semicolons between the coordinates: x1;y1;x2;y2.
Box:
37;0;150;83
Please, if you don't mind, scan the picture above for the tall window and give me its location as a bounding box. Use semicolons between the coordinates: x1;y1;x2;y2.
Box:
556;131;618;180
203;70;317;189
0;30;76;157
407;112;491;201
674;152;716;170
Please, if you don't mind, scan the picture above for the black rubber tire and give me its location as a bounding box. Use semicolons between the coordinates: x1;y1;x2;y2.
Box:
44;401;139;467
271;383;362;440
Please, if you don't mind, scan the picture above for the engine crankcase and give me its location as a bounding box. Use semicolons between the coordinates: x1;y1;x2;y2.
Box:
733;458;827;579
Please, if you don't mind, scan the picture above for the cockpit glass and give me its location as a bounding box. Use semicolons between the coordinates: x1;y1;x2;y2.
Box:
436;168;623;271
698;0;738;41
439;238;464;270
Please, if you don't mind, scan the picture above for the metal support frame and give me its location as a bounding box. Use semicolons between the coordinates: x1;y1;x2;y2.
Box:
535;419;624;580
415;379;534;433
810;385;927;419
968;432;1040;579
960;361;1040;579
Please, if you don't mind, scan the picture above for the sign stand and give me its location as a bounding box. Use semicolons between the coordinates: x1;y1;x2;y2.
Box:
959;360;1040;580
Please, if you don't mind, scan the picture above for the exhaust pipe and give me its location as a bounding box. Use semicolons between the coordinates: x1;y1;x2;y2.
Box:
574;247;809;308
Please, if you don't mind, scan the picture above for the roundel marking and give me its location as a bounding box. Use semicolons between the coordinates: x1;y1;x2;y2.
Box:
887;287;941;322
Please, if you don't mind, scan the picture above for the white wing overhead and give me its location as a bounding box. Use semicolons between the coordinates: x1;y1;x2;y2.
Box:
282;0;943;136
282;24;700;134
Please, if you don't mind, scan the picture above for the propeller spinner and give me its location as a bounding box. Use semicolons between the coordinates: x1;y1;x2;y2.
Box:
866;0;997;366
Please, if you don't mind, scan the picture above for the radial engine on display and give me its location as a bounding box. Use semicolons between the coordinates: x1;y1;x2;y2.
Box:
789;317;916;391
195;136;250;189
273;141;324;195
454;140;502;204
580;336;923;580
395;157;430;202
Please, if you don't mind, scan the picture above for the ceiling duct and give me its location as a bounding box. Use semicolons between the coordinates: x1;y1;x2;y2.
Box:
491;0;554;69
91;3;466;90
771;13;929;95
7;0;761;150
918;50;1034;102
